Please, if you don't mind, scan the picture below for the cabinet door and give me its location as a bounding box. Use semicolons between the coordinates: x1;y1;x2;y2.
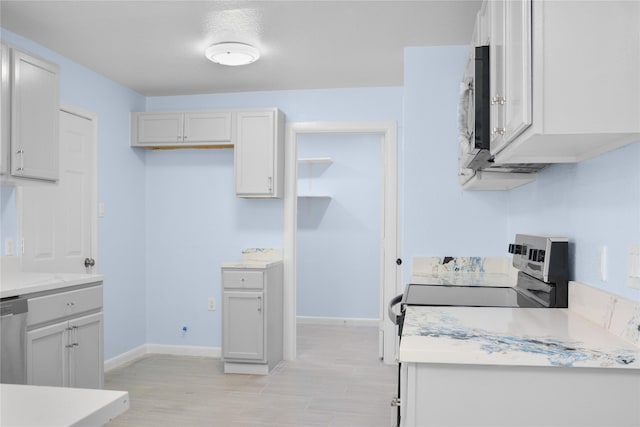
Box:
183;112;232;143
10;48;60;181
1;43;9;177
136;113;184;144
502;0;532;144
235;111;276;197
69;312;103;389
26;321;68;387
223;291;264;361
489;0;506;152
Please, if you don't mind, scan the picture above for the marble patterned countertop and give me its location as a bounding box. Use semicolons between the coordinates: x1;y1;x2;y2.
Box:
400;305;640;369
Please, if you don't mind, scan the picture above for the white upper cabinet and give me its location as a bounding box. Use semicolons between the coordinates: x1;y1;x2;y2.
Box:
489;0;532;154
2;45;60;182
131;111;232;147
234;109;284;198
1;43;9;178
487;0;640;164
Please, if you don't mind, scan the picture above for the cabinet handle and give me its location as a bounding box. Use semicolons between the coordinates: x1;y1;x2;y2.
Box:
492;128;506;136
491;95;506;105
258;296;262;312
15;149;24;172
268;177;273;192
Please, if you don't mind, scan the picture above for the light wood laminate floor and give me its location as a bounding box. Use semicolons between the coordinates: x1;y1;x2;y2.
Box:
105;324;397;427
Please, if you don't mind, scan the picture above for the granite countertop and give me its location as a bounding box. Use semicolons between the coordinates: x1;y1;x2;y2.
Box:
0;272;105;299
400;305;640;369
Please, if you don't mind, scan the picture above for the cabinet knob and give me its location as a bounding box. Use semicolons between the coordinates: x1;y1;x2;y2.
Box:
84;258;95;268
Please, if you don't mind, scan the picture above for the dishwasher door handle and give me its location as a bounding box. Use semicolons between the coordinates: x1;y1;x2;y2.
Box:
388;294;403;325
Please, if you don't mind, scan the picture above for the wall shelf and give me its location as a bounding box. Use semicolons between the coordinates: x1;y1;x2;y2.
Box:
297;156;333;199
297;157;333;165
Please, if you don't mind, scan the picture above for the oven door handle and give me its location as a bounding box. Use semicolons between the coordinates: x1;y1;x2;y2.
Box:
388;294;403;325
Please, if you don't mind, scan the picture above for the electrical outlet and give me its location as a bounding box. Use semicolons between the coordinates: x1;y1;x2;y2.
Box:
208;297;216;311
628;245;640;289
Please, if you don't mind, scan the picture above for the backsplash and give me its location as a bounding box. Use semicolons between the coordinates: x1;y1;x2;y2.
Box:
569;281;640;348
412;256;517;276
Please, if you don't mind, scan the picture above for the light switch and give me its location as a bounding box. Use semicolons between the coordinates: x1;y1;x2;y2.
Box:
599;246;607;281
4;238;13;256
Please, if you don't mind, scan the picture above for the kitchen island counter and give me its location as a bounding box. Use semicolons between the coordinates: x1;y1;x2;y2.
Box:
0;384;128;426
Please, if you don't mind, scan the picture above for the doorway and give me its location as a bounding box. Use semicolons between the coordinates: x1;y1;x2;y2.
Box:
19;105;98;273
284;121;400;364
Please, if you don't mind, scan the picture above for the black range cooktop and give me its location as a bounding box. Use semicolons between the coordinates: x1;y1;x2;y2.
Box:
403;283;545;308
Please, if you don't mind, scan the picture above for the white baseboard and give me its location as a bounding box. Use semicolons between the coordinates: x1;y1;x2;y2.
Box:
104;345;147;372
296;316;379;327
104;344;221;372
145;344;221;358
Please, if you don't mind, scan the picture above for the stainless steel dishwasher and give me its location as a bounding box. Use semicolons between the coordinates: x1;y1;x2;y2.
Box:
1;296;29;384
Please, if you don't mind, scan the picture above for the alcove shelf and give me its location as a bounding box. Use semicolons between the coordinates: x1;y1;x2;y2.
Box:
297;157;333;165
296;157;333;199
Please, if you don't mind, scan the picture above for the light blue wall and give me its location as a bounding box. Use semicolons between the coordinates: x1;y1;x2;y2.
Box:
1;29;148;359
508;142;640;301
401;46;511;280
0;186;17;254
296;134;381;319
5;24;637;361
143;88;402;346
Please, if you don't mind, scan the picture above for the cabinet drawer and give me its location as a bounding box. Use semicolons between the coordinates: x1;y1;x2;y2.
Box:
223;270;264;289
27;285;103;326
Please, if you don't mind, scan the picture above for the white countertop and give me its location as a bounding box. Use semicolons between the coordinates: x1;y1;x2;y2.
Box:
0;384;129;426
400;306;640;369
220;259;283;269
0;272;104;299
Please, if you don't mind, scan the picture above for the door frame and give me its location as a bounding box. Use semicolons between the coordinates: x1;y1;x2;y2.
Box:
17;104;99;272
284;121;400;364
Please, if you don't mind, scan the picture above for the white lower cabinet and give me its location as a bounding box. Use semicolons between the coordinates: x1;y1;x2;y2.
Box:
26;312;103;388
223;291;264;361
222;263;283;375
26;283;104;388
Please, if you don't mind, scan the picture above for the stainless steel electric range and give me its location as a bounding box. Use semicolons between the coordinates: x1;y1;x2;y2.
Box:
388;234;569;427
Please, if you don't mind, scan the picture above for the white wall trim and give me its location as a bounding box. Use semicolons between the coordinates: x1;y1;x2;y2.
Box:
296;316;379;327
284;121;400;364
104;344;221;372
104;345;147;372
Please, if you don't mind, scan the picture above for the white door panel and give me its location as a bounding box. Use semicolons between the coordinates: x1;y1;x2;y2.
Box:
21;109;95;273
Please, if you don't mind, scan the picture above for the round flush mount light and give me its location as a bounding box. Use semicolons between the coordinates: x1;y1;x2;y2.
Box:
205;42;260;66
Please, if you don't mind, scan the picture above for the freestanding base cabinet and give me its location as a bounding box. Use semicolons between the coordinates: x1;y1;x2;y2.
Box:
222;262;283;375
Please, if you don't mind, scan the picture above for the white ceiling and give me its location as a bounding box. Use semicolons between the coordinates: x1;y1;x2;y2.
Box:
0;0;481;96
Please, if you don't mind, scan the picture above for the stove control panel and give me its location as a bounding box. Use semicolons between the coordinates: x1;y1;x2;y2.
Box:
510;234;568;283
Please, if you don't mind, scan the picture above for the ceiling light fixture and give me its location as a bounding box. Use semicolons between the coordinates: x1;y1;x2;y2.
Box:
205;42;260;66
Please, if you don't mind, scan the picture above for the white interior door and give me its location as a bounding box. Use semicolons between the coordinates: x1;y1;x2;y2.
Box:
20;107;96;273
